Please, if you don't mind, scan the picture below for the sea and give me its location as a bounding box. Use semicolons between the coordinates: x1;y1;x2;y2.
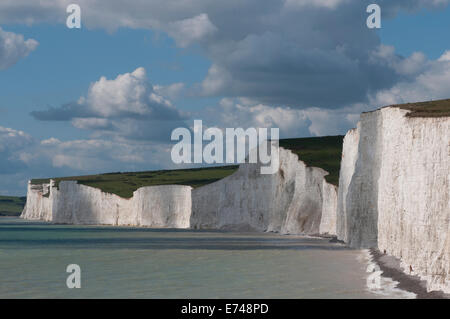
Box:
0;217;414;298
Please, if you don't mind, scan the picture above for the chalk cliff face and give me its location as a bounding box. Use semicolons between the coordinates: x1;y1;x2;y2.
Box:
338;107;449;293
336;128;359;243
22;181;192;228
320;181;338;235
22;146;338;236
22;182;53;221
191;147;337;235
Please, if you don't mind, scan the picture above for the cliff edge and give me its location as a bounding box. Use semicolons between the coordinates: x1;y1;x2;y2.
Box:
337;101;449;293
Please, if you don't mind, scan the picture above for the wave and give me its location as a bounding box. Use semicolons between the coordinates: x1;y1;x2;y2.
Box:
359;249;416;299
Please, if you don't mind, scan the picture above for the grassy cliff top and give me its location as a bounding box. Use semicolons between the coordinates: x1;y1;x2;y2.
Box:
392;99;450;117
31;136;344;198
279;135;344;186
0;196;26;216
31;166;239;199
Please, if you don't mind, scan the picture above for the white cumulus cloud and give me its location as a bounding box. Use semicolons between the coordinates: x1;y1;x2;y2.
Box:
369;50;450;106
31;67;188;141
0;27;38;70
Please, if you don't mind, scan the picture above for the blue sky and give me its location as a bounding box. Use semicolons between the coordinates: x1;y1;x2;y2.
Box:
380;6;450;59
1;0;450;195
0;25;216;140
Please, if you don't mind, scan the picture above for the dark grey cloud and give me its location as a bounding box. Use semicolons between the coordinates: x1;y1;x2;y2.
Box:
31;102;93;121
31;100;184;122
2;0;448;109
197;0;445;108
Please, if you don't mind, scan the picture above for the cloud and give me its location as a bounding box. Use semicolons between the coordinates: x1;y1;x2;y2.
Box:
83;67;182;119
31;67;189;141
199;98;361;138
207;98;311;138
1;1;449;109
71;118;113;130
0;126;33;174
35;138;172;171
369;44;428;76
369;50;450;106
88;118;188;142
206;49;450;138
0;27;38;70
194;3;414;108
166;13;217;48
283;0;350;10
0;126;32;150
32;67;184;121
200;64;232;96
302;107;361;136
154;83;185;100
2;1;446;28
0;125;179;194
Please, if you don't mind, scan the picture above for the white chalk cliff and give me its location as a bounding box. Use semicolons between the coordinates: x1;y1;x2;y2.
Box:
337;106;449;293
22;181;192;228
191;147;337;235
22;146;337;236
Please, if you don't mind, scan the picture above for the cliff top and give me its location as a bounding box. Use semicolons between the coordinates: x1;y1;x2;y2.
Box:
390;98;450;117
279;135;344;186
31;166;239;199
31;136;344;198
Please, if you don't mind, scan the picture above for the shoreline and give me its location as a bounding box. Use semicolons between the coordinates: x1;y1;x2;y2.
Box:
370;248;449;299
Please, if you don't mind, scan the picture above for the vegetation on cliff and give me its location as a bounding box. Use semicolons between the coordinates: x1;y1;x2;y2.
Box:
31;136;344;198
32;166;239;199
279;136;344;186
392;99;450;117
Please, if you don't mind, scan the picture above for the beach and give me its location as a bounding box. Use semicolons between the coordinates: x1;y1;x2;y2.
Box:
370;249;449;299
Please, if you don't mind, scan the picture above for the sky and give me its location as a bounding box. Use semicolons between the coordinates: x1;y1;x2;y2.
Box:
1;0;450;195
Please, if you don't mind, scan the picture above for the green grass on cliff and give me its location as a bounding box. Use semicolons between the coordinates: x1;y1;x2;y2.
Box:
393;98;450;117
0;196;26;216
279;136;344;186
32;166;239;199
31;136;344;198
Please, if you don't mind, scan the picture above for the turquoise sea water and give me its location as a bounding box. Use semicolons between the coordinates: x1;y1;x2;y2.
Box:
0;217;380;298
